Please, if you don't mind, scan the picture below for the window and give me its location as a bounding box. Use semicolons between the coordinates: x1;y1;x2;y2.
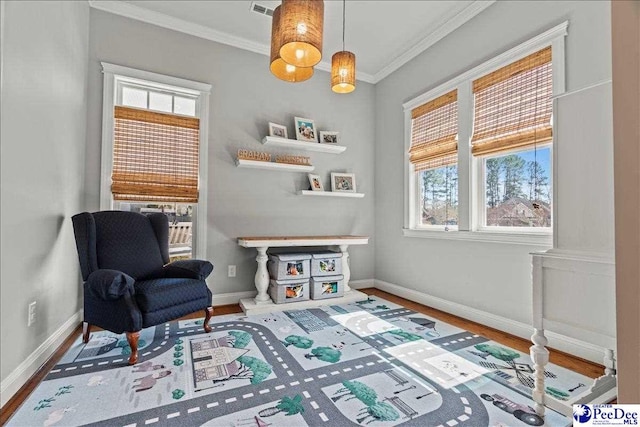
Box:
101;63;211;260
409;90;459;229
482;147;551;228
403;23;566;242
472;47;553;230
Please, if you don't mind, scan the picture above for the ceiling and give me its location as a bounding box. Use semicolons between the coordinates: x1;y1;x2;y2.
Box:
89;0;495;83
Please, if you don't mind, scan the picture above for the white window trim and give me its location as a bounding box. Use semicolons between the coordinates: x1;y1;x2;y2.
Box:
100;62;211;259
403;21;567;244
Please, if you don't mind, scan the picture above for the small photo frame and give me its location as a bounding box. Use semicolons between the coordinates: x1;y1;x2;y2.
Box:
331;173;356;193
307;173;324;191
269;122;288;139
319;131;339;144
294;117;317;142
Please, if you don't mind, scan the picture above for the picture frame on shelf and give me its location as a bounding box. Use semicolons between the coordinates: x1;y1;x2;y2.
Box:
269;122;288;139
319;131;339;144
294;117;317;142
307;173;324;191
331;173;356;193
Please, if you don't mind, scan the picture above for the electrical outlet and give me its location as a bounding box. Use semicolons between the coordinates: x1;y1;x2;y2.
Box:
228;265;237;277
28;301;37;327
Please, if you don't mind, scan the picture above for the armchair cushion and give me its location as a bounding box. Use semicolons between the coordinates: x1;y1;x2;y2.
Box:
161;260;213;281
86;269;135;300
134;278;211;313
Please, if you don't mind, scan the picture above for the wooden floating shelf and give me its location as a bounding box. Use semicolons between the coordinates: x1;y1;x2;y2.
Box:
236;158;315;172
261;136;347;154
299;190;365;198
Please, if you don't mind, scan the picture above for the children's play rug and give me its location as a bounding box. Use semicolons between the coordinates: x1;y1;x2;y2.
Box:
8;296;591;426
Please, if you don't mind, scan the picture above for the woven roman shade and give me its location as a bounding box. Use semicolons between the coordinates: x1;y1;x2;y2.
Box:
112;106;200;203
409;90;458;172
471;47;553;156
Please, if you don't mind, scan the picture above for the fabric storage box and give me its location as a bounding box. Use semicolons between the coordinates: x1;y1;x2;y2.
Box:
269;278;310;304
268;253;311;280
310;275;344;300
309;252;343;277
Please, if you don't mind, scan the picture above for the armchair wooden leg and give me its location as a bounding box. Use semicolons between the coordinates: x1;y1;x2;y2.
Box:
82;322;91;343
203;307;214;333
126;331;140;365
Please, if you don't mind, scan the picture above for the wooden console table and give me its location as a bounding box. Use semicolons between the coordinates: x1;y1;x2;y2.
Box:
237;235;369;315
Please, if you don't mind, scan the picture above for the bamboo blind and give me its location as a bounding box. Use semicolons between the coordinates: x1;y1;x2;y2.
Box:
409;90;458;172
471;47;553;156
112;106;200;203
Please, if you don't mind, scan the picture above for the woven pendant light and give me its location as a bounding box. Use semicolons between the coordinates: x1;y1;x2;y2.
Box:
279;0;324;68
331;0;355;93
270;5;314;82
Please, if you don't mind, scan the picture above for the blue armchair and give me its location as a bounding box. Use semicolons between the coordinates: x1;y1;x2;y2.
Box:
72;211;213;364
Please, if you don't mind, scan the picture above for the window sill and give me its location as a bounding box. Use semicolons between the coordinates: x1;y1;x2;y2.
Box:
402;228;553;246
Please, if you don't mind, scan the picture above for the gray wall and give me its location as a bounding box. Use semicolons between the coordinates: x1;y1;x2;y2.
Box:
374;1;613;325
0;1;89;384
86;10;376;296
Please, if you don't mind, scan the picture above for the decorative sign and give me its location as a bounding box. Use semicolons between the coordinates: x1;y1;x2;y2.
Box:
275;155;311;166
237;149;272;162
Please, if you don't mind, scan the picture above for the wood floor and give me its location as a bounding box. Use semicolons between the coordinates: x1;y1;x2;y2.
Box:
0;288;606;424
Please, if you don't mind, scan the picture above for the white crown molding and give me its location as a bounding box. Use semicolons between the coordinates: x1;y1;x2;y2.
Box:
88;0;493;85
89;0;269;56
403;20;569;111
373;0;496;84
88;0;376;84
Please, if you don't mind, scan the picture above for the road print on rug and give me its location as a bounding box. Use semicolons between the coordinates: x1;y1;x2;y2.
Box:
7;296;588;426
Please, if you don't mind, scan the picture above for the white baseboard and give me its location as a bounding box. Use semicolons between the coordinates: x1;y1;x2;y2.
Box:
348;279;375;290
212;280;375;306
373;279;608;365
1;310;83;408
212;290;257;306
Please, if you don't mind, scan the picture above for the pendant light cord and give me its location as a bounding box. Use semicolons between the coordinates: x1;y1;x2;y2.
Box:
342;0;346;51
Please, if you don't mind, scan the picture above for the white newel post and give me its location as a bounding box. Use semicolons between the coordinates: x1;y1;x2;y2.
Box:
530;254;548;417
254;247;271;303
339;244;351;292
531;329;550;416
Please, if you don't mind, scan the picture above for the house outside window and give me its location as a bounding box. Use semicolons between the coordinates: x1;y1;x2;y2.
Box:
100;63;211;260
403;23;566;244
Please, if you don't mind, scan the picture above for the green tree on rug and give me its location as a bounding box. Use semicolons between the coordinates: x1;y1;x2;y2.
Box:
227;331;252;348
387;329;422;342
33;397;56;411
546;386;570;401
331;381;377;406
258;395;304;417
282;335;314;349
55;385;74;396
356;401;400;424
474;344;521;367
235;356;272;384
304;346;342;363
